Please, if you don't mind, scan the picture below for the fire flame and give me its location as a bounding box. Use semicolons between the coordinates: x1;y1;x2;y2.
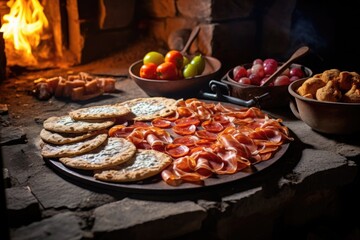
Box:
0;0;49;66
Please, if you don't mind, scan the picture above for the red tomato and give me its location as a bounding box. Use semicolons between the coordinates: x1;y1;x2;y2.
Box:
156;62;179;80
140;63;158;79
164;50;183;69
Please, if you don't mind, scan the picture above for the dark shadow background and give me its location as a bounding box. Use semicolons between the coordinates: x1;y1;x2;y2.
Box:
289;0;360;74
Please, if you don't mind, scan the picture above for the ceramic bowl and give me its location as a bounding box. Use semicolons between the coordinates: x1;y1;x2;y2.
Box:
288;78;360;134
129;56;222;98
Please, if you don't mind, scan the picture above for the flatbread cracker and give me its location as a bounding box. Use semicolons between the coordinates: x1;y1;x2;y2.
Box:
94;149;172;182
43;115;114;133
40;133;108;158
59;137;136;170
118;97;178;121
40;128;107;145
69;104;131;120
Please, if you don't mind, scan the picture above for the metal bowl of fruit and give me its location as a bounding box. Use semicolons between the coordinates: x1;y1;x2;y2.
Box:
129;50;222;98
222;59;313;108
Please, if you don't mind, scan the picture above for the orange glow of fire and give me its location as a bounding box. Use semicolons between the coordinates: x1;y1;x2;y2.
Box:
0;0;49;65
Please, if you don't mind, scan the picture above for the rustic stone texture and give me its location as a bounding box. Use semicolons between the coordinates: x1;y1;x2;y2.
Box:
222;186;295;216
0;126;27;145
141;0;298;72
282;119;360;159
99;0;135;29
3;168;10;188
141;0;176;18
177;0;255;21
1;143;43;186
177;0;211;20
282;149;349;185
28;170;116;210
6;186;41;228
148;17;197;50
1;38;359;239
10;212;83;240
0;103;8;114
92;198;207;239
217;186;295;239
196;24;214;56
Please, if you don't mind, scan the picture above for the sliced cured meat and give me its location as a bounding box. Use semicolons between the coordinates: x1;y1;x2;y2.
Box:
172;124;196;135
195;130;217;141
248;129;283;143
107;98;294;186
212;114;231;124
174;117;200;127
161;111;179;121
173;135;199;147
194;105;212;120
146;133;166;152
165;144;190;158
108;125;135;138
201;119;224;133
133;121;150;127
218;134;252;159
176;107;195;118
194;139;214;148
151;118;172;128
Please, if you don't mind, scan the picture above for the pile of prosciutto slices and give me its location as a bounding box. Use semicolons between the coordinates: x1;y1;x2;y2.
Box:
109;98;293;186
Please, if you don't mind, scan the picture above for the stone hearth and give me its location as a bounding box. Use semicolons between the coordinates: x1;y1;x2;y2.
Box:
1;1;360;240
1;37;360;239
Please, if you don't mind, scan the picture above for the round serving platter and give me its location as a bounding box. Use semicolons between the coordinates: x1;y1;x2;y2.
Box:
46;143;288;194
45;100;291;194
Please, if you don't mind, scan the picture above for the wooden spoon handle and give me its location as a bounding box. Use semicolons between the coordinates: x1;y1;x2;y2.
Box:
261;46;310;87
181;26;200;54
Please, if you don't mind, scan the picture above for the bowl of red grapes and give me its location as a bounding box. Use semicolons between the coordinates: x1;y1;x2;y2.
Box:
224;58;313;108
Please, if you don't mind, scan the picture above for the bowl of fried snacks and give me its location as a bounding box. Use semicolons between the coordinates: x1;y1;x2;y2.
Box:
288;69;360;134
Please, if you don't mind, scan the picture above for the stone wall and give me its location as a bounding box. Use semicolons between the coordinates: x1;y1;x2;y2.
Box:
137;0;297;72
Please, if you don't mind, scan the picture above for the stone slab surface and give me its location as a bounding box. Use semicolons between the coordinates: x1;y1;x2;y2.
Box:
1;39;359;240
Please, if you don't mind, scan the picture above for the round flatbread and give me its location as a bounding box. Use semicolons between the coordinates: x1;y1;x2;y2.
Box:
94;149;172;182
40;128;107;145
69;104;131;120
118;97;178;121
40;133;108;158
59;137;136;170
43;115;115;133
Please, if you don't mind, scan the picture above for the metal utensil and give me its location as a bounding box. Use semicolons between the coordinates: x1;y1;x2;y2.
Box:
199;80;270;107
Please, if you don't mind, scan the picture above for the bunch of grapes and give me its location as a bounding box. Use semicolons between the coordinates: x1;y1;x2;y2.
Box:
232;58;306;86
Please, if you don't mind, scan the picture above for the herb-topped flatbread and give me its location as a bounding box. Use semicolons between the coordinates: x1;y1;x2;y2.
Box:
43;115;115;133
40;133;108;158
40;129;107;145
94;149;172;182
59;137;137;170
69;104;131;120
118;97;178;121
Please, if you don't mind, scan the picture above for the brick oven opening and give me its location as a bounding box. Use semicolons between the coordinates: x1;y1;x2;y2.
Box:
0;0;136;71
